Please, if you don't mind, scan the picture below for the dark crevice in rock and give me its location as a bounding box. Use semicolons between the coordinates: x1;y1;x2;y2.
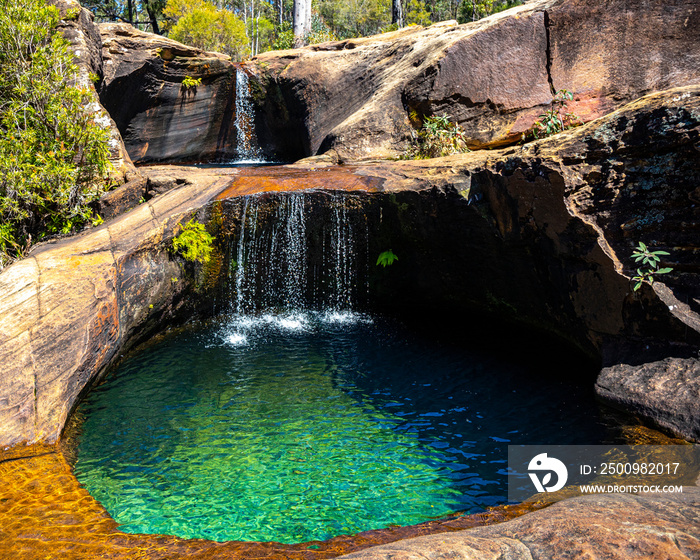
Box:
543;10;556;96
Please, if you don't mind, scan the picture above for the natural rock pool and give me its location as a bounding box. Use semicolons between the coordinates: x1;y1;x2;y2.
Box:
71;310;620;544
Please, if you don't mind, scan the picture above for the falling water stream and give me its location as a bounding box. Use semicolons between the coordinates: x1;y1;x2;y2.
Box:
71;189;619;544
233;69;264;163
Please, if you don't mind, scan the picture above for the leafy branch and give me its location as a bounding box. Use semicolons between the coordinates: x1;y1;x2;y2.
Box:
376;250;398;267
406;114;469;159
630;242;673;291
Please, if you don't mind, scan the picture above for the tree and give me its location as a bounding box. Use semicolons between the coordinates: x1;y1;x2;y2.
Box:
293;0;311;46
0;0;112;268
82;0;166;32
391;0;403;27
167;0;249;58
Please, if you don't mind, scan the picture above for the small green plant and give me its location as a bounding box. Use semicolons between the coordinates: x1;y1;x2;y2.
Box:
91;214;103;227
630;242;673;291
407;114;469;159
172;219;215;264
376;250;398;267
524;89;581;141
182;76;202;89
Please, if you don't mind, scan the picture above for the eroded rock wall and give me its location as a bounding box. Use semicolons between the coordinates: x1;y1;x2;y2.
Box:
96;0;700;164
99;24;241;163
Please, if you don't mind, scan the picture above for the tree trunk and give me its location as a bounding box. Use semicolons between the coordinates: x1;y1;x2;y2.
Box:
293;0;308;47
392;0;403;26
144;0;161;34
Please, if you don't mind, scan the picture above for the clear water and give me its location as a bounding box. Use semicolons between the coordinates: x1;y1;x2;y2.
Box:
73;312;613;544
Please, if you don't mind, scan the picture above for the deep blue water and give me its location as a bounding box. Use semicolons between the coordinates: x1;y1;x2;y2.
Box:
73;312;614;543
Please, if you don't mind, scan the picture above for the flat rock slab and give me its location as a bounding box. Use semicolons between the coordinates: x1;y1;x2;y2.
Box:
597;357;700;442
337;488;700;560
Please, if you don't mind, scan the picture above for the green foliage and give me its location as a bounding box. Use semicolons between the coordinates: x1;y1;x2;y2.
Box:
405;0;431;26
0;0;112;268
406;114;469;159
523;89;581;141
272;20;295;50
172;218;215;264
458;0;522;22
182;75;202;88
630;242;673;291
316;0;390;39
168;0;249;59
376;250;398;267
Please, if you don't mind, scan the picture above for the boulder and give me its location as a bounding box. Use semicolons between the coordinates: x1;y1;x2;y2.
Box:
596;357;700;442
99;23;240;163
251;0;700;160
336;489;700;560
96;0;700;164
52;0;139;183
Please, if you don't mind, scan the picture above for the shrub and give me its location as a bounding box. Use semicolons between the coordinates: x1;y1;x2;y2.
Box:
630;242;673;291
0;0;112;268
523;89;581;141
407;114;469;159
182;76;202;89
172;219;215;264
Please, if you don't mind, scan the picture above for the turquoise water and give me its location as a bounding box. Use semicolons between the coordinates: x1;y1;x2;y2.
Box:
73;312;612;543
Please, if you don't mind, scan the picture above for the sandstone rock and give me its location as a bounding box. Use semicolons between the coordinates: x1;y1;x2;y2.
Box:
97;0;700;163
596;358;700;442
336;489;700;560
52;0;139;183
250;0;700;160
0;170;233;447
99;23;239;163
1;86;699;447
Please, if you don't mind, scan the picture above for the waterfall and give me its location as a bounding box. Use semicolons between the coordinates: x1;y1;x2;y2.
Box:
228;192;367;315
234;69;263;162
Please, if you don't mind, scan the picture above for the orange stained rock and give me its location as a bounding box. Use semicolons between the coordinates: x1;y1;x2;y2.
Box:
0;445;544;560
215;166;384;200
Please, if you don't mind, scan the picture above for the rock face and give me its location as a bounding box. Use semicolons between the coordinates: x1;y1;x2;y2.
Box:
252;0;700;159
0;169;235;447
96;0;700;163
52;0;138;183
99;23;241;163
1;86;699;448
336;489;700;560
596;358;700;442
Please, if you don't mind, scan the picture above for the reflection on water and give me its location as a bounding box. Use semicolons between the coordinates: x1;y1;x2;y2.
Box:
73;312;614;543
